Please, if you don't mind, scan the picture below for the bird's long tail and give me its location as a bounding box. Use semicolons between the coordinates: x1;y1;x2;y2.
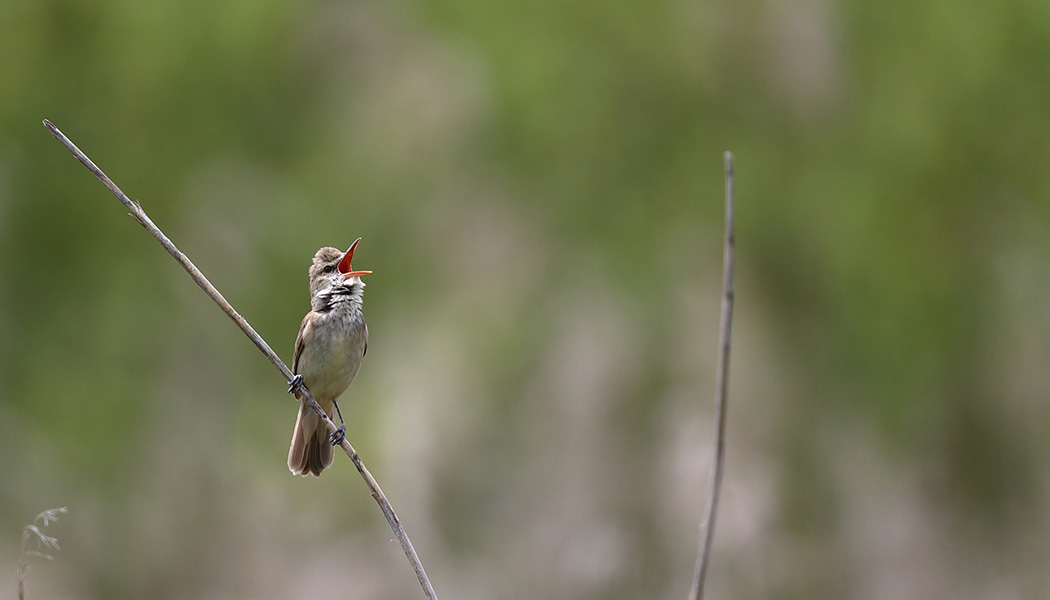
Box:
288;398;335;476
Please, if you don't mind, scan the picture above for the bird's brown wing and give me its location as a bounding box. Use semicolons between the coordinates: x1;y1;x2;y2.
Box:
292;313;312;375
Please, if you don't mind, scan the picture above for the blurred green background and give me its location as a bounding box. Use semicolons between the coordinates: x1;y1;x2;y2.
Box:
2;0;1049;598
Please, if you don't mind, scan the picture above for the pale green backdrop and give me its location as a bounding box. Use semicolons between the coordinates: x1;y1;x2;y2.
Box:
1;0;1048;598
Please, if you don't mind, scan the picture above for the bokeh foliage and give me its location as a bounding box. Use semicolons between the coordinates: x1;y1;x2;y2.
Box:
2;0;1049;598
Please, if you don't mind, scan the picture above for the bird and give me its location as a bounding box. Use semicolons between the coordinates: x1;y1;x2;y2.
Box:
287;238;371;476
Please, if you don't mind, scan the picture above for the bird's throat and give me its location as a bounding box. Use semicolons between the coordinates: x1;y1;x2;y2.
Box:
314;281;364;313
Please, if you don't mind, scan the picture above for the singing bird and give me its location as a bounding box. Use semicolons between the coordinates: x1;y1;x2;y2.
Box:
287;239;371;476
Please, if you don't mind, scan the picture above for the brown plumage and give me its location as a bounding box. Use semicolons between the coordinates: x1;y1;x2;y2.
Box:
287;242;370;476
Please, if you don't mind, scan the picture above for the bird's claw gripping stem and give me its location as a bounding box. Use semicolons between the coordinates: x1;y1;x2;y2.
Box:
287;374;304;396
329;424;346;446
329;399;347;446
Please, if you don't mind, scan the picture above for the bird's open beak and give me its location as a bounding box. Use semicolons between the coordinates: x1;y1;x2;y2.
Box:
337;237;373;278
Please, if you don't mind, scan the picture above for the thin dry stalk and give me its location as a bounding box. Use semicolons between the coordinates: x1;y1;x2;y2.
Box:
16;507;67;600
43;120;438;600
688;152;735;600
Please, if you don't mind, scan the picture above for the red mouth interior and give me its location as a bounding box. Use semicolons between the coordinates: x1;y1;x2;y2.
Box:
337;238;372;277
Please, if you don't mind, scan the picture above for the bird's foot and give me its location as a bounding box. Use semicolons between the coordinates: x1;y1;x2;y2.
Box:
287;374;304;396
329;424;346;446
329;398;347;446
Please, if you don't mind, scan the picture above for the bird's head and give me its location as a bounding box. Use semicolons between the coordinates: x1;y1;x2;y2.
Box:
309;238;372;300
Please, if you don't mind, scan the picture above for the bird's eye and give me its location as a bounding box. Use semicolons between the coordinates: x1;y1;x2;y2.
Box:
322;265;335;274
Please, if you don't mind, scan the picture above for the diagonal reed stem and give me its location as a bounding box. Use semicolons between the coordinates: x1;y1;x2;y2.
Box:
43;119;438;600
